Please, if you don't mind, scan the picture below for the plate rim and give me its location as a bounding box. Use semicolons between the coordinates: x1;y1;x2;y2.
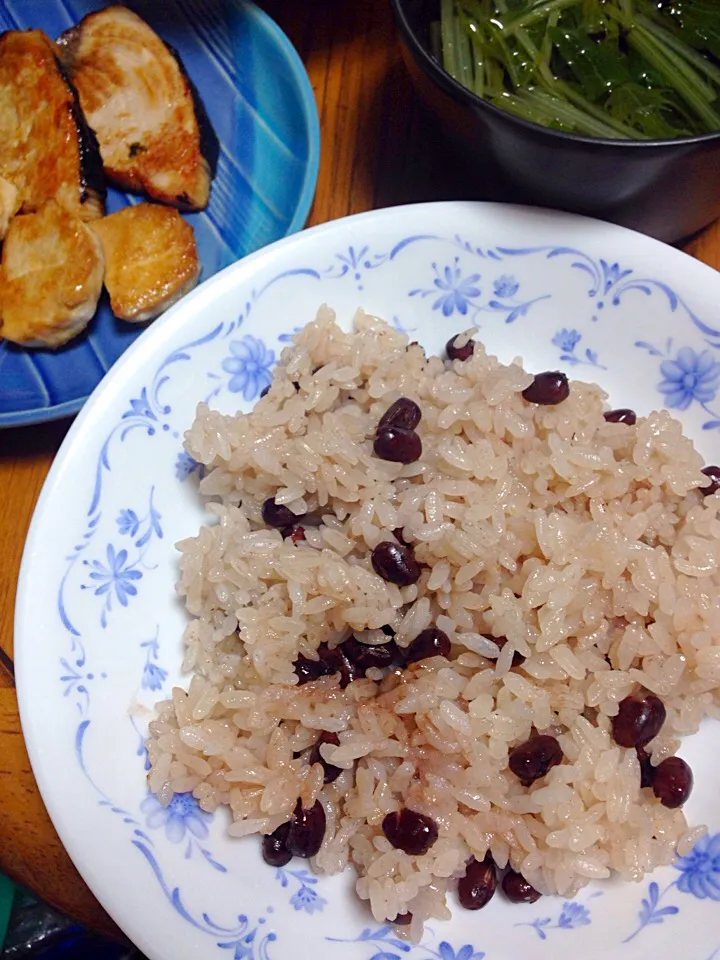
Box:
0;0;321;431
14;199;720;957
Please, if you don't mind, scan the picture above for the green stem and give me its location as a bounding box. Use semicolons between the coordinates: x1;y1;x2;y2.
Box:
627;28;720;130
468;31;485;97
502;0;583;37
513;26;639;137
485;53;504;90
606;5;716;102
636;13;720;87
496;89;629;137
493;27;522;88
430;21;442;63
554;78;639;137
453;6;475;87
638;29;715;102
440;0;460;80
541;9;559;68
457;6;487;91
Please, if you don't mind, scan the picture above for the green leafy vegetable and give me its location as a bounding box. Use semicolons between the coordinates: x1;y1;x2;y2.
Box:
606;83;692;137
434;0;720;139
548;26;630;100
668;0;720;60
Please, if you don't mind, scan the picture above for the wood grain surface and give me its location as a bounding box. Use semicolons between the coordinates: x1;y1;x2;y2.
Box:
1;0;720;942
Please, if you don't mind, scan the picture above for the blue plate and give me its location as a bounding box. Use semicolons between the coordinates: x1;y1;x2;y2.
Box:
0;0;320;428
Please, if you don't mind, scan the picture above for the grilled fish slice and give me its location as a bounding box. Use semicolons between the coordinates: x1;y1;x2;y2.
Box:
0;200;105;348
0;29;105;220
0;176;20;239
92;202;200;322
58;6;218;211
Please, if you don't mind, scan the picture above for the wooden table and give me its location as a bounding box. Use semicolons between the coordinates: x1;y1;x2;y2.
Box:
2;0;720;944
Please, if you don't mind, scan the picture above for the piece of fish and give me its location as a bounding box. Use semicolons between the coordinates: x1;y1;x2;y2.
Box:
0;29;105;220
0;176;20;239
0;200;105;348
92;202;200;322
58;6;219;211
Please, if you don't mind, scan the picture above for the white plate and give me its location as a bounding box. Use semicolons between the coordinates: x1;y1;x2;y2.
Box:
15;202;720;960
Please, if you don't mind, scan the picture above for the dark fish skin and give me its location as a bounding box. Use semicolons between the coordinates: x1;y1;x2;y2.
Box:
0;29;105;220
57;6;217;211
166;42;219;184
55;55;107;214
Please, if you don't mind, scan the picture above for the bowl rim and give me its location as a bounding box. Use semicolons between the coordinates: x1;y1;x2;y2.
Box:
390;0;720;149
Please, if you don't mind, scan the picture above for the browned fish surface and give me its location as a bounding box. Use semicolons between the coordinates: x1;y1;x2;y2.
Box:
0;200;105;348
59;6;218;211
92;202;200;322
0;29;105;220
0;176;20;239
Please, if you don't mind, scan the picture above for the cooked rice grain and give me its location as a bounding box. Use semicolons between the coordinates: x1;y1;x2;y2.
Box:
147;308;720;930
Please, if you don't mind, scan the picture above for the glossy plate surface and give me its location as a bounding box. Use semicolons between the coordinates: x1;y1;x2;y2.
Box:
0;0;320;427
16;202;720;960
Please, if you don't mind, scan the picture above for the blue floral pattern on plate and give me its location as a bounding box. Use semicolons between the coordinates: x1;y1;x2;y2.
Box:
80;487;162;627
516;897;597;940
142;792;212;845
660;348;720;410
551;328;606;369
676;833;720;899
141;631;168;692
328;925;485;960
275;867;327;915
624;832;720;942
409;258;550;324
222;336;276;400
16;204;720;960
636;340;720;429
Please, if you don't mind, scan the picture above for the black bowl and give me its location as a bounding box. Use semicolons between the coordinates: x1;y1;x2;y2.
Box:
390;0;720;243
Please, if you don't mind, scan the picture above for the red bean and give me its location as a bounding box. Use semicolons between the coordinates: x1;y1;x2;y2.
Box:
611;693;666;748
319;643;361;689
378;397;422;432
308;731;342;784
604;408;637;425
286;799;326;858
293;654;329;685
404;627;451;663
262;822;292;867
636;747;654;789
652;756;693;808
700;465;720;496
485;633;525;666
342;635;398;671
446;335;475;362
259;385;271;399
262;497;303;529
508;735;563;785
293;643;359;688
502;869;542;903
393;912;412;925
382;808;439;856
301;511;324;527
458;856;496;910
371;542;421;586
374;427;422;464
521;371;569;405
284;525;306;542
